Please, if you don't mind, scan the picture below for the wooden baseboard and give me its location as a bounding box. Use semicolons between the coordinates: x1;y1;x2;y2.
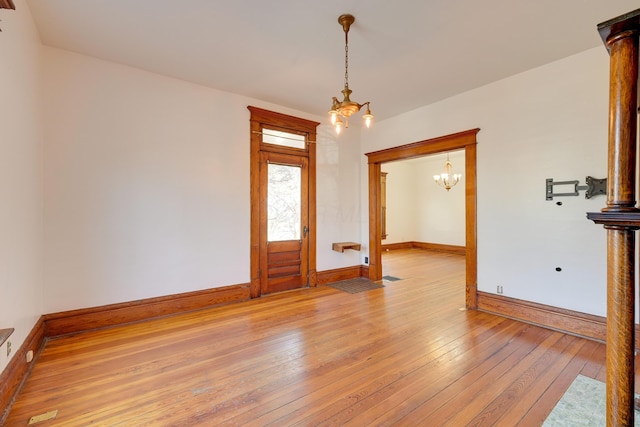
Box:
44;283;251;337
2;283;250;420
381;241;465;255
317;265;367;285
360;265;369;278
411;242;466;255
381;242;413;251
0;317;46;425
477;291;606;342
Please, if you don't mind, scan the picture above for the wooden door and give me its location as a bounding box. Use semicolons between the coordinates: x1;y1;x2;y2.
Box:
260;151;309;294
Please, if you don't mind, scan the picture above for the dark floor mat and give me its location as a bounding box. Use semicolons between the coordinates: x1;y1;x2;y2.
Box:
329;278;385;294
382;275;401;281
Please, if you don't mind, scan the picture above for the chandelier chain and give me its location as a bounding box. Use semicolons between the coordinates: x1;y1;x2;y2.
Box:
344;31;349;88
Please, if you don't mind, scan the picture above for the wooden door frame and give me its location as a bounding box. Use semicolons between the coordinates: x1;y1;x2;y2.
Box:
365;128;479;308
259;151;309;295
248;106;319;299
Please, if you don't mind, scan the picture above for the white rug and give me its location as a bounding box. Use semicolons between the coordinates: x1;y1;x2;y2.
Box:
543;375;640;426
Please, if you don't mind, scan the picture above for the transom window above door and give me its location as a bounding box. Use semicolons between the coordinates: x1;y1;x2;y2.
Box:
261;129;306;150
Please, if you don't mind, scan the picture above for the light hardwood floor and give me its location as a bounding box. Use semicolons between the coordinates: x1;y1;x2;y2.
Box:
5;249;606;426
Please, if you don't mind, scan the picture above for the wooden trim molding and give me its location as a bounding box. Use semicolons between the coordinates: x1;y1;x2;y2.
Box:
412;242;465;255
0;0;15;10
381;241;466;255
360;265;369;278
381;242;413;251
477;291;606;342
316;266;365;285
2;283;249;421
44;284;250;337
0;317;45;425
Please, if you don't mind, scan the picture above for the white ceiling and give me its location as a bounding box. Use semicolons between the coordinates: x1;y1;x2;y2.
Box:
25;1;639;122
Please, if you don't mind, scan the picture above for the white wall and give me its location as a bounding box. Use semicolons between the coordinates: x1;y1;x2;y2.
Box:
365;47;609;316
382;161;418;244
382;152;465;246
42;47;362;313
416;153;465;245
316;125;364;270
0;1;43;372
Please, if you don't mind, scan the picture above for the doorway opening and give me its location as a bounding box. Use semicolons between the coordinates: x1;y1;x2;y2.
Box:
365;128;479;308
380;151;465;283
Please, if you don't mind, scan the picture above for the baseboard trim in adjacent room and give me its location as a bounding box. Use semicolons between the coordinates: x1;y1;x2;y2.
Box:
476;291;606;343
0;317;46;425
381;241;466;255
43;283;251;338
411;242;466;255
380;242;413;251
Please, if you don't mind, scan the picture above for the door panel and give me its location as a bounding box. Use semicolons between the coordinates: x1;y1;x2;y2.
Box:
268;241;301;278
260;152;309;294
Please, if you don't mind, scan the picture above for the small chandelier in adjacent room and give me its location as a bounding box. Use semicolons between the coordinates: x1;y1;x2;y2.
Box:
433;153;462;191
328;14;373;135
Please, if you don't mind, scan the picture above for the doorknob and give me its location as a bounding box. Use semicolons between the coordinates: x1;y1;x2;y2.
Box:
303;226;309;237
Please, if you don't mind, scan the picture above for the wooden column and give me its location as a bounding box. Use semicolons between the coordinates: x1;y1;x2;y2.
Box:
588;9;640;427
606;228;636;426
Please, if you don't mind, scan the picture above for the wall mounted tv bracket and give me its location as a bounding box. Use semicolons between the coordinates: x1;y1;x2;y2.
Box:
545;176;607;201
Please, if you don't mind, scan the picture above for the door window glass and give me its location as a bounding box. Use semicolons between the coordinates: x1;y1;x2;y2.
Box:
267;163;301;241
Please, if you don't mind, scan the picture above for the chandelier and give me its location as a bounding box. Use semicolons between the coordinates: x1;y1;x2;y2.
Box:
433;153;462;191
328;14;373;135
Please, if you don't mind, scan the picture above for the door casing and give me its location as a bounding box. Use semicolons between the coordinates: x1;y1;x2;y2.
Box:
365;128;479;308
248;106;319;298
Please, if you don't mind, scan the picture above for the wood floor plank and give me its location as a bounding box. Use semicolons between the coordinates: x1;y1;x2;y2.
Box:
337;323;549;426
466;335;594;426
515;339;602;426
259;313;510;426
4;249;609;426
379;328;565;426
225;309;488;425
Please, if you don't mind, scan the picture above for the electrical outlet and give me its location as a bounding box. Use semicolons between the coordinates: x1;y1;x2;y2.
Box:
497;285;503;294
6;340;11;357
364;256;369;264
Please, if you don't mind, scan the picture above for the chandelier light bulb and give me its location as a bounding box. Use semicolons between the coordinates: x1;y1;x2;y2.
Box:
363;104;373;128
329;110;337;125
335;116;344;135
